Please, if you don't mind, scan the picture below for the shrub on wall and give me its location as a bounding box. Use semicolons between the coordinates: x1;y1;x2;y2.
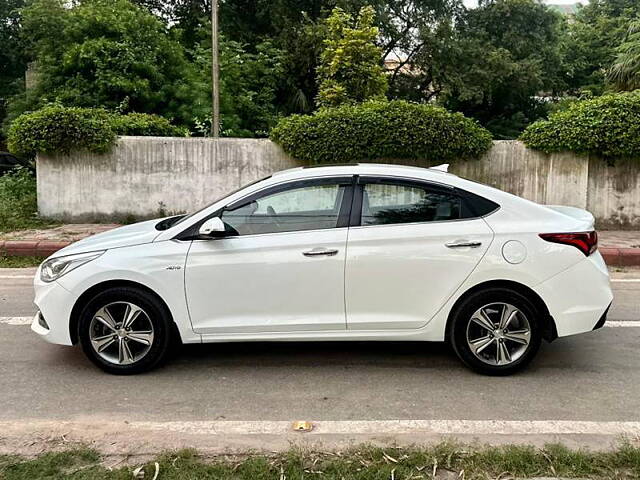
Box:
8;106;115;158
520;91;640;158
270;100;493;164
7;106;187;158
111;113;189;137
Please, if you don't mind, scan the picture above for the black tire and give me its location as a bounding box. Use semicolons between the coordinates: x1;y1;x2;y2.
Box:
448;287;542;376
78;287;173;375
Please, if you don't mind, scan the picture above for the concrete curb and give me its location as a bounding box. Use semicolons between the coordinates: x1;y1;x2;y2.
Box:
0;240;71;258
1;240;639;266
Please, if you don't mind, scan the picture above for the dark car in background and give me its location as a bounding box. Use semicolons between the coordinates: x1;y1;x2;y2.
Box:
0;152;29;175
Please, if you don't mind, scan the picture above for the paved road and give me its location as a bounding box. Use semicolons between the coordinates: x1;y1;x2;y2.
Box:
1;267;639;454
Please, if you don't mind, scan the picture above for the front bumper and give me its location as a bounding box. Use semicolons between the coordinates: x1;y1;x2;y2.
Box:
31;273;78;346
533;251;614;337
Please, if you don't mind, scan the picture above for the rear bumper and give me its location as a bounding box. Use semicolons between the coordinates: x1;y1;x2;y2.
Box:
533;251;613;337
592;303;611;331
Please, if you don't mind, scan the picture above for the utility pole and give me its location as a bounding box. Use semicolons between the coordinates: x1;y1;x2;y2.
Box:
211;0;220;138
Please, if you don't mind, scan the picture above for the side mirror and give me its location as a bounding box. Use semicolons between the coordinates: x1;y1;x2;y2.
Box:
198;217;228;237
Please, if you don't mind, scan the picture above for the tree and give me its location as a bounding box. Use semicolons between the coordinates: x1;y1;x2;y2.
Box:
7;0;207;129
563;0;639;94
131;0;325;115
142;0;465;115
367;0;465;98
0;0;27;144
189;37;286;137
608;20;640;91
316;6;387;107
130;0;177;22
437;0;567;138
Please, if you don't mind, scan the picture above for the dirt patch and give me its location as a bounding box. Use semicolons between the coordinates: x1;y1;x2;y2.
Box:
0;224;120;242
1;419;638;458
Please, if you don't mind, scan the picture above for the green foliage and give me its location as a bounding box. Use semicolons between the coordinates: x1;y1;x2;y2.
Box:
0;0;27;142
271;100;492;164
7;106;115;158
9;0;206;130
165;30;286;137
316;6;388;108
111;113;189;137
520;91;640;158
437;0;567;138
0;166;54;232
7;106;186;158
215;39;285;137
608;20;640;91
211;0;465;116
563;0;639;95
5;0;639;143
6;0;287;139
0;255;46;268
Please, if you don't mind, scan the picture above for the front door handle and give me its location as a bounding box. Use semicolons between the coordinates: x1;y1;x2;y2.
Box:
445;241;482;249
303;248;339;257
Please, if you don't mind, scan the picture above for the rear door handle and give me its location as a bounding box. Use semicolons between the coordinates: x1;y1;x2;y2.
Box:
445;241;482;249
303;248;339;257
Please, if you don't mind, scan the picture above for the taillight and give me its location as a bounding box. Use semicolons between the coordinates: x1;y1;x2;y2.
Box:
539;231;598;256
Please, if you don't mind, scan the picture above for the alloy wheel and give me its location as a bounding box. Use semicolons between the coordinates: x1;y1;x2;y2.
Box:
466;302;531;366
89;302;155;365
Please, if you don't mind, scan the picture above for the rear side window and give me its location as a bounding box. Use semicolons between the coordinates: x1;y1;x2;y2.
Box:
361;182;461;226
358;178;499;227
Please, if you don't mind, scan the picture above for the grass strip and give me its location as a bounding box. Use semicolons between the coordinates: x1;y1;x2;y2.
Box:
0;255;44;268
1;443;640;479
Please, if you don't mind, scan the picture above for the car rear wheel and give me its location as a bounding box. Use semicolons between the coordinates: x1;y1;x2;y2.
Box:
449;288;542;375
78;287;173;374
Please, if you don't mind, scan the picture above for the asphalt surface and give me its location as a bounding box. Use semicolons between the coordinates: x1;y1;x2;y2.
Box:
1;267;639;453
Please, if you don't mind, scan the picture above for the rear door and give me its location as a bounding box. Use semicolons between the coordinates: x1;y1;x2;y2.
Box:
345;176;495;330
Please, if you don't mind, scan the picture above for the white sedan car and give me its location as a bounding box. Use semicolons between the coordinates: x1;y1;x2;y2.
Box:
32;164;613;375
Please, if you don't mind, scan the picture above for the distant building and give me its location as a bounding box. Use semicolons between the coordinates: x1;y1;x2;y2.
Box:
384;51;417;76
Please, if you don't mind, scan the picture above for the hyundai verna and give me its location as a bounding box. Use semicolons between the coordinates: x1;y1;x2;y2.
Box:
32;164;613;375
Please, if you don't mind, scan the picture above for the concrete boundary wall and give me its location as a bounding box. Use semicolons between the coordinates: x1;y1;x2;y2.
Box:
37;137;640;228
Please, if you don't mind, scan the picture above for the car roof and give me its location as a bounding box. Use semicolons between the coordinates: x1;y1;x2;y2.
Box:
270;163;454;183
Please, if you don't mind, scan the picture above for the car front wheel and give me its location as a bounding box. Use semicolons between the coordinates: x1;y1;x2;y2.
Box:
449;288;542;375
78;287;173;374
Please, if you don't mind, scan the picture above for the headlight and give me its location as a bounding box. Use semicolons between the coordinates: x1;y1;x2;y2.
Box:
40;251;105;283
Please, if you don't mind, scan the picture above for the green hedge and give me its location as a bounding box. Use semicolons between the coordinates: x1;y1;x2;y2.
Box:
7;106;187;158
270;100;493;164
111;113;188;137
520;92;640;158
8;106;115;157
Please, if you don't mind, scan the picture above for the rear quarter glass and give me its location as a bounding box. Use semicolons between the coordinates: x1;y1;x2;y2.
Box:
459;189;500;218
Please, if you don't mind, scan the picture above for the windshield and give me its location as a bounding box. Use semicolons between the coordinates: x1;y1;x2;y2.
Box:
169;175;273;229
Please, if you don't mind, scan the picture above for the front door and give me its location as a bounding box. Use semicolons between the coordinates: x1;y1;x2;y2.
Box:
345;177;494;330
185;176;354;335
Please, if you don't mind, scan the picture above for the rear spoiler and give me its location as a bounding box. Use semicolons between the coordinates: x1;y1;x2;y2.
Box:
430;163;449;173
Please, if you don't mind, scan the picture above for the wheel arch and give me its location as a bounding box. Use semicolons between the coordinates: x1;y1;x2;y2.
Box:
444;279;558;343
69;279;181;345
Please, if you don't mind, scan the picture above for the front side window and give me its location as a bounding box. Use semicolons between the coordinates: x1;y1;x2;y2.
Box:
361;182;461;226
222;181;347;235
